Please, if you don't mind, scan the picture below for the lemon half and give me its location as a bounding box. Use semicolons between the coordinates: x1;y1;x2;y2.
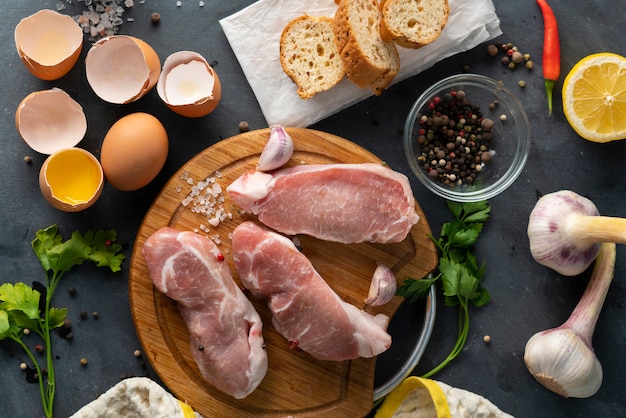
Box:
562;52;626;143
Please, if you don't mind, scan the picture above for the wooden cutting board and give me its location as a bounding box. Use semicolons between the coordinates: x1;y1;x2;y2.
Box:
128;128;438;418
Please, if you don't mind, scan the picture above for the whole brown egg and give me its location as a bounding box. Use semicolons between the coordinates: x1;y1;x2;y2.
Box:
100;113;168;191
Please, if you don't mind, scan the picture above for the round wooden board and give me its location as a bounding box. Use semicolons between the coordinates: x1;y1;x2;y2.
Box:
128;128;438;418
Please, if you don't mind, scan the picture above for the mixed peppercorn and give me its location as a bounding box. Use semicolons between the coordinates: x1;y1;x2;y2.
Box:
416;90;495;187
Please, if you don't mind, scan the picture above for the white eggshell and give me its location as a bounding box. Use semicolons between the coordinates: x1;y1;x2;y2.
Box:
14;9;83;80
15;88;87;155
156;51;221;118
85;35;161;104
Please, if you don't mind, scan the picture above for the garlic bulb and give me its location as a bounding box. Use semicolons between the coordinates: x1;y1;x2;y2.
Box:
524;242;615;398
524;328;602;398
527;190;626;276
256;125;294;171
365;263;397;306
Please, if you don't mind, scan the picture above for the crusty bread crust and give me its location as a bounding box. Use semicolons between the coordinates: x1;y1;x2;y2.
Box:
279;15;346;99
333;0;400;96
379;0;449;49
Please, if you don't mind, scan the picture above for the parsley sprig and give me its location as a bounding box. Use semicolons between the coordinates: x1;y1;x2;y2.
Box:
398;200;491;378
0;225;124;418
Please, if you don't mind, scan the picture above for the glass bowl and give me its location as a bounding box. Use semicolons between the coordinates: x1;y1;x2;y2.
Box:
373;283;436;400
404;74;530;202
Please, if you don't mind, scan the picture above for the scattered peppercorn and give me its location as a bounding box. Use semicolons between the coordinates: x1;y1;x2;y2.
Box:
198;345;204;351
58;318;72;340
24;156;32;164
415;90;496;187
500;114;508;121
526;60;534;70
150;12;160;24
80;357;88;366
511;51;524;64
92;311;99;319
20;362;28;370
134;349;142;358
23;328;30;335
80;310;87;318
518;80;527;88
34;344;44;353
239;120;250;133
216;252;225;261
68;287;76;296
490;42;533;72
483;335;492;343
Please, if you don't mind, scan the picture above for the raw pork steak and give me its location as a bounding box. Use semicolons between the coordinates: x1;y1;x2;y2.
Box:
142;227;267;399
226;163;419;244
232;221;392;361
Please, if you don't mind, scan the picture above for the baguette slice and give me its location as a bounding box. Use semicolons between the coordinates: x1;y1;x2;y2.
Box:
279;15;346;99
334;0;400;96
380;0;450;49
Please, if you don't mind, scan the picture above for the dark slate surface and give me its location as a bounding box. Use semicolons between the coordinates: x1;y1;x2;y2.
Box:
1;1;625;417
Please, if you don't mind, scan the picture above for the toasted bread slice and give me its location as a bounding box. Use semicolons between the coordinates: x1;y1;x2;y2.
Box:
334;0;400;96
379;0;449;49
279;15;346;99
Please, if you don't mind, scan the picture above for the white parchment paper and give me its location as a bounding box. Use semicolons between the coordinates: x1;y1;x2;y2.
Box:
220;0;502;128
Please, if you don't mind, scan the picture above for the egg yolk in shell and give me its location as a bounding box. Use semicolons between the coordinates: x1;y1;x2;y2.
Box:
45;148;102;204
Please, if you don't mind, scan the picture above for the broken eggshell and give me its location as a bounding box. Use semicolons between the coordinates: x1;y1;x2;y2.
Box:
14;9;83;81
16;88;87;155
39;147;104;212
156;51;222;118
85;35;161;104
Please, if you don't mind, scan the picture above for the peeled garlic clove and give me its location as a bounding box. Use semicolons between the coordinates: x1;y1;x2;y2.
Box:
256;125;294;171
14;9;83;81
365;263;397;307
16;88;87;154
157;51;222;118
86;35;161;104
524;328;602;398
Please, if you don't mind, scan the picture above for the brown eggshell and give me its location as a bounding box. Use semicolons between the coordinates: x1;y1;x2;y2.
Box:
85;36;161;104
156;51;222;118
39;148;104;212
100;113;169;191
15;88;87;154
14;9;83;81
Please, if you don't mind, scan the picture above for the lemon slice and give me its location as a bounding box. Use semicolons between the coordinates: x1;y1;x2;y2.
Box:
374;377;451;418
562;52;626;142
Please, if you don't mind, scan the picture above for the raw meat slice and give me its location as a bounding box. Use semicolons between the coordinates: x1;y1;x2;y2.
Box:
142;226;267;399
232;221;392;361
226;163;419;244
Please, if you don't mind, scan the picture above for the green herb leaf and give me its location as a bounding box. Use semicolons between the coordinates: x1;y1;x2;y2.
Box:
398;200;491;378
1;225;125;418
32;225;125;276
0;282;41;320
48;307;68;330
0;310;11;340
397;277;437;303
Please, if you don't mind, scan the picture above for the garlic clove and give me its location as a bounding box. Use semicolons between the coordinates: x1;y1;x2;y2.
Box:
256;125;294;171
524;328;603;398
365;263;397;307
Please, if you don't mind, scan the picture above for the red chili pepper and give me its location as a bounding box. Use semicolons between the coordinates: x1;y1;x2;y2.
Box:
536;0;561;115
